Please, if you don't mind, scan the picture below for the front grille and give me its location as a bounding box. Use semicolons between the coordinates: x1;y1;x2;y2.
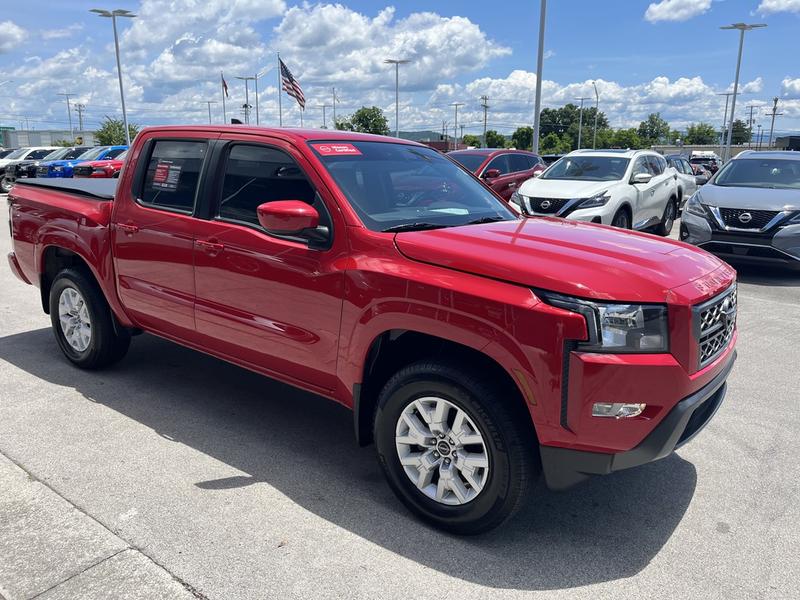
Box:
528;197;570;214
719;207;780;230
694;284;737;369
74;166;93;177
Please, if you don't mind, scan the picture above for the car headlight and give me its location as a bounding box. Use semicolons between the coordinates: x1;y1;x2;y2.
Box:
510;190;522;206
684;193;707;218
578;191;611;209
539;291;669;353
788;212;800;224
52;166;64;172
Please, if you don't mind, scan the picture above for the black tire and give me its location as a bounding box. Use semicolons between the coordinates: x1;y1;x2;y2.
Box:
49;268;130;369
0;176;12;193
374;360;539;535
655;198;677;236
611;207;630;229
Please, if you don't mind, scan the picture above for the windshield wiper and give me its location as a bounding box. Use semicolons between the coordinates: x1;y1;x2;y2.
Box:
464;216;509;226
381;222;450;233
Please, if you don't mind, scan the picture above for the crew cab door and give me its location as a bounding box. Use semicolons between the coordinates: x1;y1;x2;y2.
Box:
191;136;345;392
111;134;217;337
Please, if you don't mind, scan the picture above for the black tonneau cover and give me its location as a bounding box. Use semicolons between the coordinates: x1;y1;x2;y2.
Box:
13;177;118;201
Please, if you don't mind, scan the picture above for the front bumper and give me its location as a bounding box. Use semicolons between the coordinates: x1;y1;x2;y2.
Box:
540;350;736;490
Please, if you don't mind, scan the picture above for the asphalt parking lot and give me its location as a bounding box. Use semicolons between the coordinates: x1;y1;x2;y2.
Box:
1;200;799;600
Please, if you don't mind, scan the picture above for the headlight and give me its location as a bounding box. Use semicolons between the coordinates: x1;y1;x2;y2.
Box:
539;291;669;353
510;190;522;207
684;193;707;217
788;212;800;224
578;191;611;208
52;166;64;172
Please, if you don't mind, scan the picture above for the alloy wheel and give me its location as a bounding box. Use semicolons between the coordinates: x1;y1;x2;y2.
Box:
58;287;92;352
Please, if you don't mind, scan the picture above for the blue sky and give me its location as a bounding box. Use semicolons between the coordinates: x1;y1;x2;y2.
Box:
1;0;799;137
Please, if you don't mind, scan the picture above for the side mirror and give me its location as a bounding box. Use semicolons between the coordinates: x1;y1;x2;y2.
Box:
482;168;501;179
695;175;707;186
632;172;653;185
257;200;319;235
532;170;543;178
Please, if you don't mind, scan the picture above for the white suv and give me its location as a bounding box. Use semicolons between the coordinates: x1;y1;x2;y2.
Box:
511;149;679;235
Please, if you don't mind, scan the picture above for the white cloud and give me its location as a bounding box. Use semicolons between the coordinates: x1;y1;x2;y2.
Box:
782;77;800;97
741;77;764;93
756;0;800;14
645;0;712;23
42;23;85;40
0;20;26;53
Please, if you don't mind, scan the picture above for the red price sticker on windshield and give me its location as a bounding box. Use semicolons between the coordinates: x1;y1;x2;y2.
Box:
311;143;362;156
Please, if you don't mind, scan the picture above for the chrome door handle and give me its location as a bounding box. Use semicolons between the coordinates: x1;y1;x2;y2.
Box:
117;222;139;235
508;182;517;188
197;239;224;255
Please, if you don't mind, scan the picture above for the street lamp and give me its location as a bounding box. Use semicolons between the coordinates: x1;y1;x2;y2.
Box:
532;0;547;153
592;81;600;149
720;22;766;161
575;96;590;149
384;58;410;138
90;8;136;146
235;76;256;124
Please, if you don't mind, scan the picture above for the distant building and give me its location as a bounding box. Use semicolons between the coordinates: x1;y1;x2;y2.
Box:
775;136;800;151
1;129;97;148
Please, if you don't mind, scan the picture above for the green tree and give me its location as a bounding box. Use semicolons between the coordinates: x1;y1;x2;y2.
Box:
95;116;139;145
52;139;74;147
611;128;643;149
484;130;506;148
461;133;481;147
637;113;671;145
539;132;572;154
684;122;718;145
511;126;533;150
540;103;609;150
334;106;389;135
731;119;751;145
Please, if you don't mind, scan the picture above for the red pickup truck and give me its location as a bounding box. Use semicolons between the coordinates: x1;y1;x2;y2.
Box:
7;126;737;534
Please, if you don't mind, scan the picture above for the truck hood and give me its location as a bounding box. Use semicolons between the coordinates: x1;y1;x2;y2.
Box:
696;183;800;211
394;218;727;303
518;177;621;199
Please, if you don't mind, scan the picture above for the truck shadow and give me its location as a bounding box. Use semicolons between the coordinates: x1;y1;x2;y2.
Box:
0;329;697;591
732;263;800;287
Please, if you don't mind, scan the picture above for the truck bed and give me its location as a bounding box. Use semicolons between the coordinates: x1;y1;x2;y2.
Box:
13;177;118;201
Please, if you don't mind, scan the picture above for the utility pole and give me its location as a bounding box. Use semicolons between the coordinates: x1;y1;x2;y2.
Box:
59;92;74;139
75;103;86;132
480;95;489;148
332;87;339;128
746;105;756;148
317;104;331;128
460;124;465;145
756;124;762;150
442;120;449;151
532;0;547;153
205;101;217;124
765;97;782;150
451;103;464;150
575;96;590;149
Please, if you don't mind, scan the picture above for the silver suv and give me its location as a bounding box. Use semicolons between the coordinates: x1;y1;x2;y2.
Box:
680;151;800;268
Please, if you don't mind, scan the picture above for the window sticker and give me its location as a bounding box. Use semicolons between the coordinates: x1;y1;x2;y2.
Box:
311;143;362;156
152;160;182;191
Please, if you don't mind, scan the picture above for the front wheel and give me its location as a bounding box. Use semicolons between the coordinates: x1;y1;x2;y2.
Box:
655;199;677;236
49;268;130;369
374;361;538;534
0;176;12;193
611;208;630;229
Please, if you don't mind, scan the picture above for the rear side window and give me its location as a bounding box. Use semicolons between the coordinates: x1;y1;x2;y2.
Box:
218;144;316;227
140;140;206;213
646;155;664;175
27;149;55;160
509;153;531;173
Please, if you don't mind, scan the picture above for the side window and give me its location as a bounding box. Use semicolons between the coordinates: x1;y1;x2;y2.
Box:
646;155;664;175
105;148;127;159
140;140;206;212
218;144;316;227
28;149;55;160
632;157;650;176
484;155;511;175
509;153;531;173
682;160;693;175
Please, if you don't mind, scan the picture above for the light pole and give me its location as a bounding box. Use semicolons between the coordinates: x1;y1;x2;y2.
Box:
451;103;464;150
252;68;270;125
721;22;766;161
90;8;136;146
765;97;782;150
58;93;74;139
532;0;547;153
384;58;410;138
317;104;331;128
205;101;217;124
235;76;255;124
717;92;735;157
592;81;600;149
575;96;590;149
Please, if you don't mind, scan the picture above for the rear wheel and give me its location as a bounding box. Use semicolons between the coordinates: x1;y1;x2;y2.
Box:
655;198;677;236
374;360;538;534
611;208;630;229
49;268;130;369
0;176;12;193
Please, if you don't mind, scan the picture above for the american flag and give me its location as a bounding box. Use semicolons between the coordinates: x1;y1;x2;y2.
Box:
280;58;305;110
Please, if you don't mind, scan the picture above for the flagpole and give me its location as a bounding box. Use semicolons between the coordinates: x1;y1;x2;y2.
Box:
300;108;304;127
221;71;227;123
277;51;283;127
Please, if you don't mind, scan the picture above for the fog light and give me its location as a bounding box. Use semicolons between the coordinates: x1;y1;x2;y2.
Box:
592;402;646;418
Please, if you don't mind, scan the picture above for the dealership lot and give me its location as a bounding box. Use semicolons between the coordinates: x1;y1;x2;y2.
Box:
0;202;798;599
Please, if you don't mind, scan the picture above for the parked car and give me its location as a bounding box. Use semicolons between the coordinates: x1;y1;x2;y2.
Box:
0;147;59;192
665;154;699;210
680;150;800;269
74;149;128;178
8;126;737;534
36;145;128;178
448;148;546;201
690;152;722;174
5;147;91;187
512;149;679;235
691;163;713;186
541;153;565;165
0;148;18;160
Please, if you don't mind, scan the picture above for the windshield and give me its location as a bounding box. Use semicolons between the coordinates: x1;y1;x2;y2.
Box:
5;148;29;159
115;150;128;161
310;141;517;232
714;158;800;189
77;147;107;161
43;148;72;161
449;153;488;172
541;156;630;181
